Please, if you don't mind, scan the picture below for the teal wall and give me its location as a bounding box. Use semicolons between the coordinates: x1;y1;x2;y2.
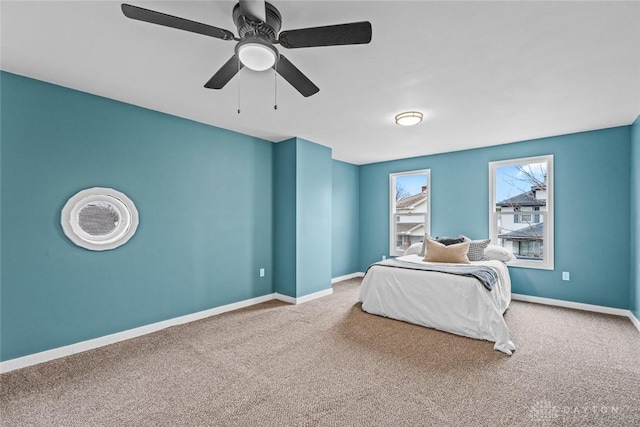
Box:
1;70;636;363
273;138;333;298
360;127;632;309
273;138;297;297
296;138;332;296
631;115;640;320
331;160;360;278
0;72;274;361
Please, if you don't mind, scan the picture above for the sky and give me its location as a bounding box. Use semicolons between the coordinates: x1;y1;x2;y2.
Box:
396;173;428;198
495;162;547;202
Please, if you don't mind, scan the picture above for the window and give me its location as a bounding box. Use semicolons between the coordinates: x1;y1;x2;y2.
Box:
489;155;553;270
389;169;430;256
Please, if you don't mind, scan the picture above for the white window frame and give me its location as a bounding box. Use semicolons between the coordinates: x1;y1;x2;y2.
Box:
489;155;554;270
389;169;431;257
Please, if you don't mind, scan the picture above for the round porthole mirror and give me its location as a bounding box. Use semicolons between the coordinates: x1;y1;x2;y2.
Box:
61;187;139;251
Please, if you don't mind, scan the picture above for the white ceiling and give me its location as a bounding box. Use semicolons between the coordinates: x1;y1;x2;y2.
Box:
2;0;639;165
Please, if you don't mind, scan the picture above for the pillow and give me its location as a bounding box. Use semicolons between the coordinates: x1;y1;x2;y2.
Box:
419;235;430;257
403;242;423;256
420;235;464;256
425;239;470;264
483;244;516;262
435;236;465;246
460;235;491;261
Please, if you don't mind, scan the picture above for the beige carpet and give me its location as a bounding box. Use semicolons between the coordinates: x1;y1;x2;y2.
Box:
1;278;639;427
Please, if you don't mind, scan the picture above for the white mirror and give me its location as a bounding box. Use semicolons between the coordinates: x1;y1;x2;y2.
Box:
61;187;139;251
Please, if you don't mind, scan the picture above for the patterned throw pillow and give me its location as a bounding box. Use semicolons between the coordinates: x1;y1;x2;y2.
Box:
461;235;491;261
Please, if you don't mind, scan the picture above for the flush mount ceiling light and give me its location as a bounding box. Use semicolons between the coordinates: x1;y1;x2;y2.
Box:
395;111;424;126
236;37;278;71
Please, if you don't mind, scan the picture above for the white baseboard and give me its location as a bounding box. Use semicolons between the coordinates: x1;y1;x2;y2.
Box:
6;289;635;374
630;311;640;333
512;294;640;334
331;272;364;284
0;287;334;374
275;287;333;304
511;293;630;317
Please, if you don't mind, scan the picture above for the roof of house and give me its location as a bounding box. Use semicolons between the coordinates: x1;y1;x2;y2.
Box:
498;222;544;240
396;191;428;209
496;189;546;207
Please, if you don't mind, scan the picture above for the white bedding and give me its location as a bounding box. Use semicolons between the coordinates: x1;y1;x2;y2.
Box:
358;254;516;355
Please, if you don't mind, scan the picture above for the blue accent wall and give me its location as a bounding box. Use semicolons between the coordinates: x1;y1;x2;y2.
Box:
0;72;274;361
296;138;332;296
1;70;636;363
631;115;640;320
273;138;333;297
360;127;631;309
273;138;297;297
331;160;360;277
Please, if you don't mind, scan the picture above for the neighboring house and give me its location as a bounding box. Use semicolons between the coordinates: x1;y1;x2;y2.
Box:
496;183;546;259
395;186;428;251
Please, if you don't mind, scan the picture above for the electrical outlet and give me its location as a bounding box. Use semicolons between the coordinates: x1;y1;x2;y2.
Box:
382;255;387;260
562;272;570;281
260;268;265;277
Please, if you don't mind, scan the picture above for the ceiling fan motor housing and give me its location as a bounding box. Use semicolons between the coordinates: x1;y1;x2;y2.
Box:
232;2;282;41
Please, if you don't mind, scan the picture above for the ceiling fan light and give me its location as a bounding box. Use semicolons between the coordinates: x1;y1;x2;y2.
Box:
237;40;277;71
395;111;423;126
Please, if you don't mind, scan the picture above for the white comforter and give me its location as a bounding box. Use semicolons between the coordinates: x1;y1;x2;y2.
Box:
358;254;516;355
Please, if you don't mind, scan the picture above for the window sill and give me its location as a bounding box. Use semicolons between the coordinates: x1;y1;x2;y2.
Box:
506;260;554;271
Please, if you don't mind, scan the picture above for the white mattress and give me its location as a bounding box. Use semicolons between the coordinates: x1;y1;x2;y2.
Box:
358;254;516;355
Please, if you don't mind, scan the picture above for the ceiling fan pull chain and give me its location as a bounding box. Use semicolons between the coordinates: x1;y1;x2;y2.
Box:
237;58;241;114
274;62;278;110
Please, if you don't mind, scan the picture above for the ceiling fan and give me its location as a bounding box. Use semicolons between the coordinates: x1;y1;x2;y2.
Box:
121;1;372;97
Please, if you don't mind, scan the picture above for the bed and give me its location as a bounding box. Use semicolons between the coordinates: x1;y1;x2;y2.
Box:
358;253;516;355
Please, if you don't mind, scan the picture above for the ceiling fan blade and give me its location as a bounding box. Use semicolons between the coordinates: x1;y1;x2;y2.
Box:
204;56;243;89
276;55;319;97
278;21;372;49
122;4;235;41
238;0;266;23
